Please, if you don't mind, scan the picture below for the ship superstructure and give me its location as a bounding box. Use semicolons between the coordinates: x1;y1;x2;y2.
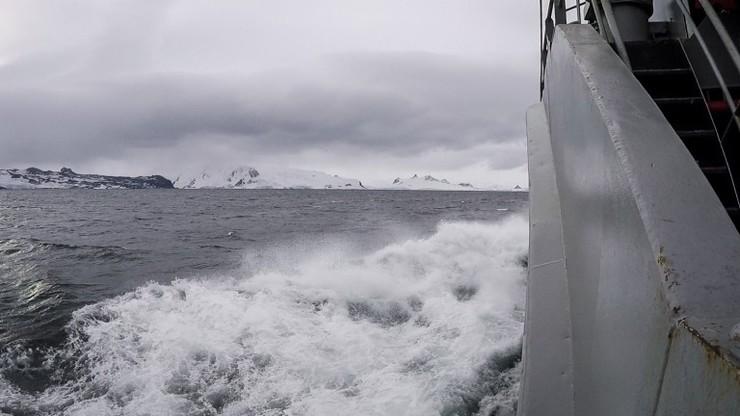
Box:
521;1;740;414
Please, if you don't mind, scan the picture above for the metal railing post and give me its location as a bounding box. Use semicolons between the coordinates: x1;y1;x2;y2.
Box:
541;0;623;96
600;0;634;70
555;0;567;24
591;0;614;41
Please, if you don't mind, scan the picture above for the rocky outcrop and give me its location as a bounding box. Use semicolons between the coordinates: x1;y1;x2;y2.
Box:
0;167;174;189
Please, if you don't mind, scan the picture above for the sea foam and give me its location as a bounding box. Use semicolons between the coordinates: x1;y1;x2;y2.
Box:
0;216;528;416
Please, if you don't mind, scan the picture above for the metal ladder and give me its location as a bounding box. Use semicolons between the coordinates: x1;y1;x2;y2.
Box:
627;39;740;228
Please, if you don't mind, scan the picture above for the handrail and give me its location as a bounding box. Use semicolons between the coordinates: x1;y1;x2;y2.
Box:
540;0;740;124
539;0;584;96
539;0;631;97
673;0;740;132
589;0;611;42
674;0;737;115
673;0;740;212
696;0;740;83
600;0;632;70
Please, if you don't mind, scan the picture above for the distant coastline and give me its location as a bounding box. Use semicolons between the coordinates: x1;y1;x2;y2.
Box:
0;166;527;191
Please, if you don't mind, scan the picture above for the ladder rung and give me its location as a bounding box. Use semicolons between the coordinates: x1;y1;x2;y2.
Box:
654;97;703;105
633;68;693;76
702;166;729;175
676;129;716;139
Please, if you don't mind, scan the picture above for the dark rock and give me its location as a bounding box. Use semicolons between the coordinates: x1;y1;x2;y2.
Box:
1;167;174;189
136;175;174;189
25;167;52;175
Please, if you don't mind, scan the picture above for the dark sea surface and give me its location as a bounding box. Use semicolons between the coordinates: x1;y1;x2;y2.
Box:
0;190;528;416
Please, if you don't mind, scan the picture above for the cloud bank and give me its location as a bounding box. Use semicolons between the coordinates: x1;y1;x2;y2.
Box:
0;1;537;186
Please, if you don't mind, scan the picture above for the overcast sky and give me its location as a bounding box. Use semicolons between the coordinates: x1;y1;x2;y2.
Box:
0;1;538;188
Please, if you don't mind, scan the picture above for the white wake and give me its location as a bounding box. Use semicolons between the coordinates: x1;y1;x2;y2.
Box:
0;216;528;416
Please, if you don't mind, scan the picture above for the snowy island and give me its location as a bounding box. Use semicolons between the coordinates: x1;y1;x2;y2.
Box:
388;174;477;191
172;167;365;190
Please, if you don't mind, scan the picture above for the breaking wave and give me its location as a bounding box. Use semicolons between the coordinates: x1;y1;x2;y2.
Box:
0;216;528;416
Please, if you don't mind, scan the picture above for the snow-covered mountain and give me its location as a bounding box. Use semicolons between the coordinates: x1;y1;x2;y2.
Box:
0;167;173;190
171;166;365;190
388;174;478;191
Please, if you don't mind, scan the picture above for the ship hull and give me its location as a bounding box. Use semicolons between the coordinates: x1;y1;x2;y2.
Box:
520;24;740;415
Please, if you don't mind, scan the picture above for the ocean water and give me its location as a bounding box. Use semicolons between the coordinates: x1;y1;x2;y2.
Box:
0;190;528;416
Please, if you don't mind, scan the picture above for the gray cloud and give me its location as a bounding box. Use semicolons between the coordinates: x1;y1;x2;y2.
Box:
0;1;537;185
0;52;533;169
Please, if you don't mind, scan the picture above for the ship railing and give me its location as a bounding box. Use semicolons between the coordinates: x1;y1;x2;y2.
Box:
539;0;631;97
673;0;740;215
541;1;740;130
673;0;740;131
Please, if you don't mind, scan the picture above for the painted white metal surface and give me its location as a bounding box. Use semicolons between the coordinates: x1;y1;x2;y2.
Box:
518;103;575;416
522;24;740;415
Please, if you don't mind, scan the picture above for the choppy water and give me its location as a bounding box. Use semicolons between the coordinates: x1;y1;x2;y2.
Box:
0;190;528;416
